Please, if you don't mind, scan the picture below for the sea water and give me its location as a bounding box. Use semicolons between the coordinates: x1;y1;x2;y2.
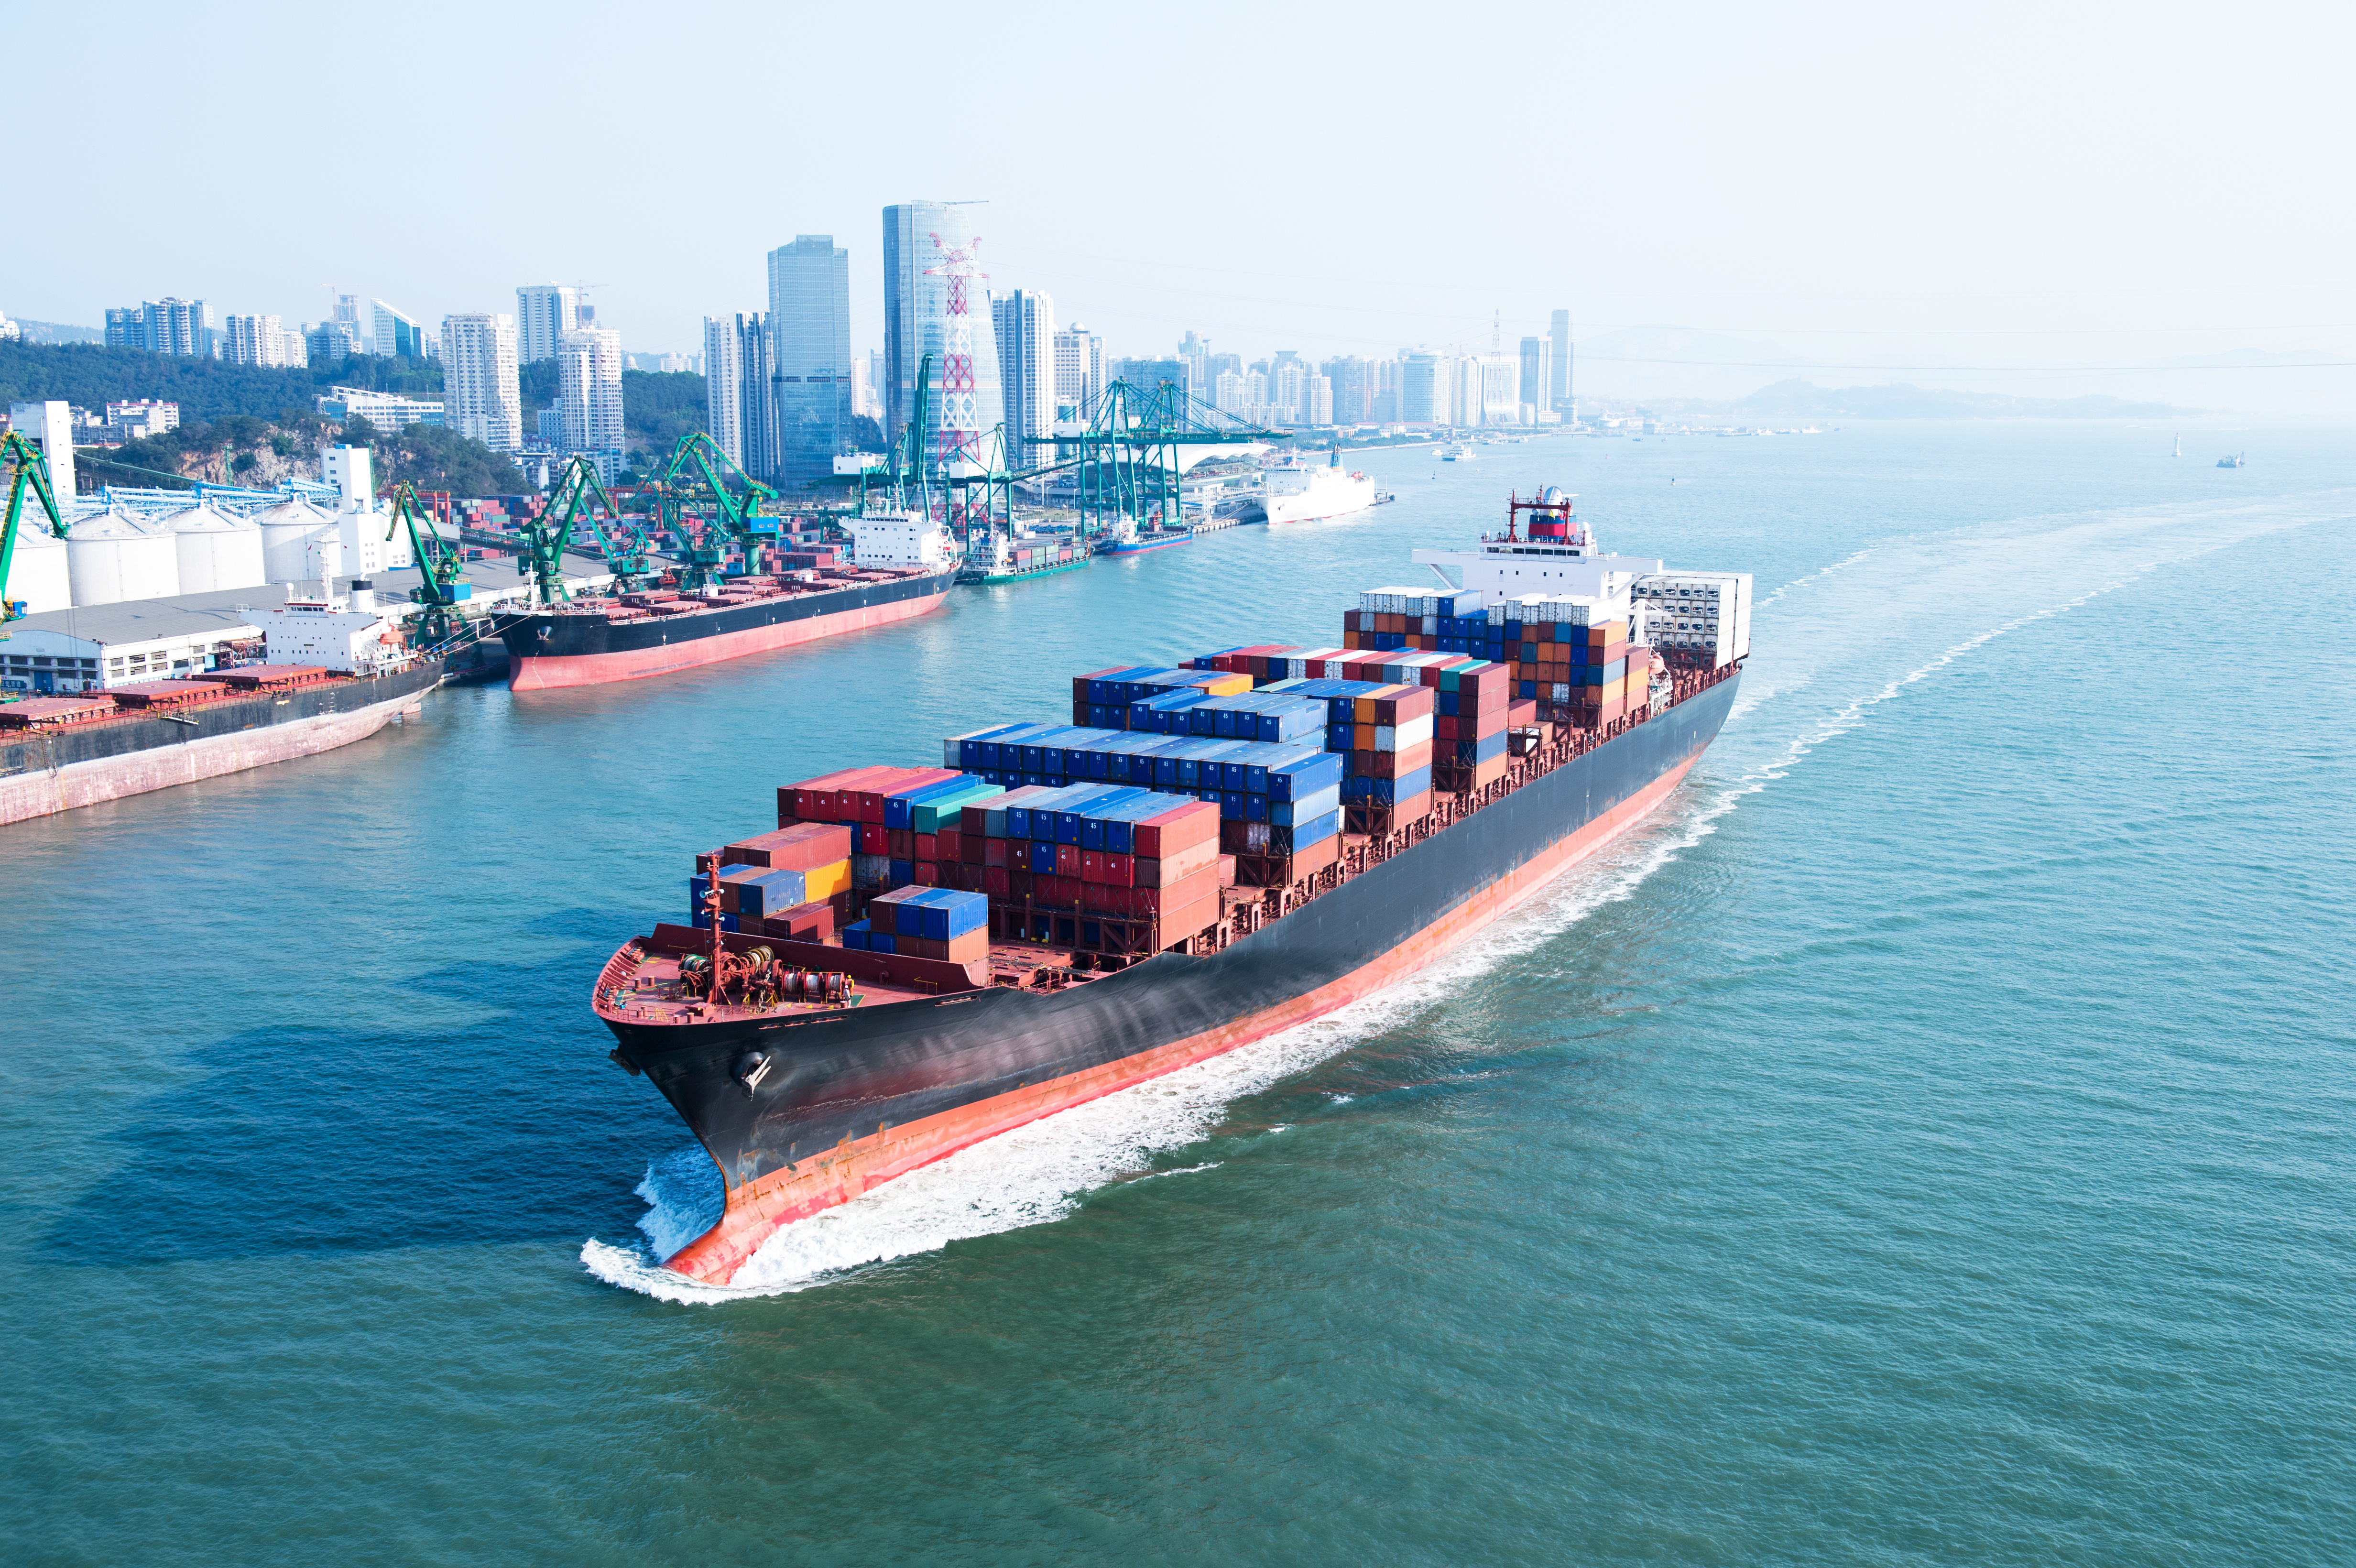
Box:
4;422;2351;1565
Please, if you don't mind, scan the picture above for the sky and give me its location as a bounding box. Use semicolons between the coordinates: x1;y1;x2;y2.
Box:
9;0;2353;409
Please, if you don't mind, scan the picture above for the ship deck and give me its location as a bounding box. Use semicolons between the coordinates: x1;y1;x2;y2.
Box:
537;569;937;627
594;658;1743;1036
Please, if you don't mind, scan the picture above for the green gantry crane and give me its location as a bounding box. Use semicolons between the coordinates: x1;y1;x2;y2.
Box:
516;456;657;603
382;481;473;649
0;431;69;621
646;433;782;591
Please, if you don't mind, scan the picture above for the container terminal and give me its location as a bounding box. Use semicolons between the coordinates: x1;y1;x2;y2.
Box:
589;488;1755;1286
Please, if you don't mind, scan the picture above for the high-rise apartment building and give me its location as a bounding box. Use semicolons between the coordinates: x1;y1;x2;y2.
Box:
991;288;1056;462
1549;309;1572;413
371;299;426;359
441;313;523;451
557;327;624;457
517;284;582;364
223;314;289;367
768;235;853;488
882;201;1005;466
1178;331;1210;401
701;315;748;468
1053;322;1105;416
1271;361;1309;425
1481;356;1521;425
107;299;215;357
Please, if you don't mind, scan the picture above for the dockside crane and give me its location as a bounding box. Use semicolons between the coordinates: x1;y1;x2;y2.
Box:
383;481;472;649
645;433;782;591
516;456;655;602
0;430;69;621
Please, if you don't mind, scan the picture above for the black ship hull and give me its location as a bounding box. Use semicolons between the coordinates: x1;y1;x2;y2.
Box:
502;571;953;690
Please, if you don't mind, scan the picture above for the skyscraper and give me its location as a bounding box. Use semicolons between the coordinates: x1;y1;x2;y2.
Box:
557;327;624;460
768;235;853;488
371;299;426;359
882;201;1004;467
518;284;582;364
441;313;524;451
1549;309;1572;412
1518;336;1552;415
1400;352;1449;425
991;288;1056;463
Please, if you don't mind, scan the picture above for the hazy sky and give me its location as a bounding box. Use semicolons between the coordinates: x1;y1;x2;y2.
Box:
11;0;2352;401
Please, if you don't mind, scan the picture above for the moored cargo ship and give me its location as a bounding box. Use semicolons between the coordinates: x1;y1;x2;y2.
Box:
503;511;957;691
0;659;444;825
591;492;1751;1286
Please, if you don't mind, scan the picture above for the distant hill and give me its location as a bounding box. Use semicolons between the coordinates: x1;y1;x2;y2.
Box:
0;341;441;424
1733;379;2190;419
15;320;103;346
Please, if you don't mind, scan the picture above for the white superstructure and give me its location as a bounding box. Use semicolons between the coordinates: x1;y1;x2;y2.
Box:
1410;490;1660;601
1262;456;1377;526
844;510;954;570
257;585;411;675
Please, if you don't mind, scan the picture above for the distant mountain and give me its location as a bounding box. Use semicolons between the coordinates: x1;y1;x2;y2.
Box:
1732;379;2190;419
15;320;102;346
2145;347;2350;369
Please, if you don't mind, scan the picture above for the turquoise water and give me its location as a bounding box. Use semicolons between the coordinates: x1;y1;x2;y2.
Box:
6;423;2353;1564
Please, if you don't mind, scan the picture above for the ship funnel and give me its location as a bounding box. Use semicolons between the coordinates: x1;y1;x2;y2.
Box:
349;579;375;613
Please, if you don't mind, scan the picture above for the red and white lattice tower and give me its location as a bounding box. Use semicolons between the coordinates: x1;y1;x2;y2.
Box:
923;233;988;478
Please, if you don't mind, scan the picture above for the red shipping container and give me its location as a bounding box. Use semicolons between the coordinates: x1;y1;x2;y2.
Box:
1055;843;1080;878
1137;836;1220;887
914;832;938;861
912;861;939;886
858;767;959;823
1080;849;1104;884
858;823;886;855
983;865;1010;896
887;828;914;858
984;838;1009;868
1102;852;1134;888
722;822;854;872
1132;799;1219;858
1010;840;1034;872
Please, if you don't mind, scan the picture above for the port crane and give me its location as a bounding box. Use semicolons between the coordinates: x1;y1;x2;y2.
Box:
382;481;474;649
1022;380;1282;541
644;433;782;591
513;456;655;602
0;431;69;621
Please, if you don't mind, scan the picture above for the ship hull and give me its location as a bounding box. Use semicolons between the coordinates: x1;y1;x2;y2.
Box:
1095;532;1193;555
503;571;953;691
0;661;445;827
605;670;1740;1284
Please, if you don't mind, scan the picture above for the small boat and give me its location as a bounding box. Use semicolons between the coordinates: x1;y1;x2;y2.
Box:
2217;452;2246;468
1438;442;1476;462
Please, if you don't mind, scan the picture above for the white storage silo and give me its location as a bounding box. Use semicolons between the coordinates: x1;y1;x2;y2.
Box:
66;507;180;607
5;518;73;612
252;498;340;583
167;501;268;593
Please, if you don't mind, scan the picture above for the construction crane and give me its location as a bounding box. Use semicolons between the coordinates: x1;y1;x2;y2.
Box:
644;432;782;591
514;456;655;603
382;481;473;649
0;431;69;621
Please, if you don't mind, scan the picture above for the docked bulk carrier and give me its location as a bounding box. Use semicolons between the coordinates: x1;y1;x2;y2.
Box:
502;511;957;691
1;584;445;827
591;490;1750;1285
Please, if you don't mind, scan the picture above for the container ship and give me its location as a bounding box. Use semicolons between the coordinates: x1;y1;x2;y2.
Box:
502;512;956;691
590;489;1751;1286
1;585;443;826
959;530;1090;586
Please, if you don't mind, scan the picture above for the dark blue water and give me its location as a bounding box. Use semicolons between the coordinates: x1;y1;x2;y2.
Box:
7;423;2352;1564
